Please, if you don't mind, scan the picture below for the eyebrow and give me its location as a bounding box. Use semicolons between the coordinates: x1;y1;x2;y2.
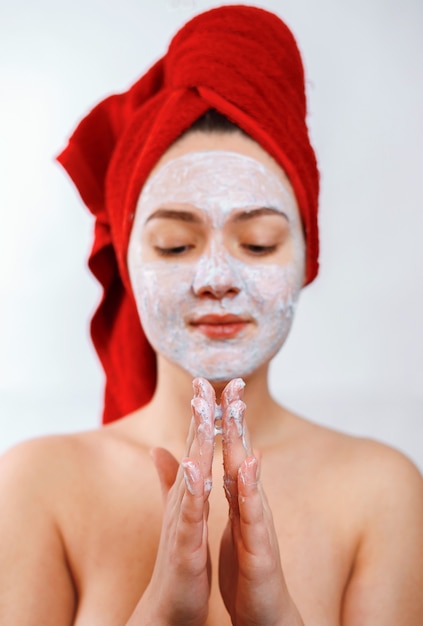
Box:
145;206;288;224
145;208;202;224
232;207;289;222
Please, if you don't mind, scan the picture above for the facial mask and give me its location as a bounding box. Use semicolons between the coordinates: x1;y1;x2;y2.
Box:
127;150;305;381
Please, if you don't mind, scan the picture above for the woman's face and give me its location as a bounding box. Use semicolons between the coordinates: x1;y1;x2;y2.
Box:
127;131;305;382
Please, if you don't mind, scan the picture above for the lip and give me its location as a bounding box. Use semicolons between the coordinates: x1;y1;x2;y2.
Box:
190;314;250;339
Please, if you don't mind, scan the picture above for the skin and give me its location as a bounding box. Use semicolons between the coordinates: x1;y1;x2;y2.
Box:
0;132;422;626
127;150;305;383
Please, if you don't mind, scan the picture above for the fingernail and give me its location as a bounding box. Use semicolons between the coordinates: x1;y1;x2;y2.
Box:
192;377;203;398
223;476;237;503
239;456;258;486
193;376;212;400
182;460;200;495
227;400;245;437
224;378;245;404
191;396;208;420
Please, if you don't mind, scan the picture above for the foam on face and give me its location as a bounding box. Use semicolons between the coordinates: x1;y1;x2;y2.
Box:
127;151;305;381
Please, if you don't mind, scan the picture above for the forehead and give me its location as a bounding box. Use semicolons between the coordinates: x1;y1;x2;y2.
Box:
136;151;299;219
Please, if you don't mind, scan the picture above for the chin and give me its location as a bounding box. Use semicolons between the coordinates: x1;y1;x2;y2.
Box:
183;359;268;386
185;365;253;383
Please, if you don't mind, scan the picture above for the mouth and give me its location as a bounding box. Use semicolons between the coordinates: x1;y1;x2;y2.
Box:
190;314;251;339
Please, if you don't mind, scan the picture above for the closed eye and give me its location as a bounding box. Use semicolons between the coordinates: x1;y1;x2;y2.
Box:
241;244;278;256
154;244;194;257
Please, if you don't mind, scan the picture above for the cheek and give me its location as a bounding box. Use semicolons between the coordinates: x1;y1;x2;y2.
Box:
130;262;194;320
237;262;300;313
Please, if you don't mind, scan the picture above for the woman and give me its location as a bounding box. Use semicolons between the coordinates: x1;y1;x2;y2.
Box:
0;6;422;625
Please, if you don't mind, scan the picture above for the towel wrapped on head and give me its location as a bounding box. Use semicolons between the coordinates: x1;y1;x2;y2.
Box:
57;4;319;424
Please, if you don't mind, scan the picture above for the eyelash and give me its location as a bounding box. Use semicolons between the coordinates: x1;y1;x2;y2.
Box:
154;245;193;257
153;242;278;258
241;244;278;256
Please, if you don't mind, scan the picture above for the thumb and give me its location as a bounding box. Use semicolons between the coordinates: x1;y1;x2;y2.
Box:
150;447;180;502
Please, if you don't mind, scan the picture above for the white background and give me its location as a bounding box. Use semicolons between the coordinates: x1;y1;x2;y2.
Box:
0;0;422;469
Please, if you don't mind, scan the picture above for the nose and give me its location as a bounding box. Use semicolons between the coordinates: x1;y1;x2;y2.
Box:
192;248;241;300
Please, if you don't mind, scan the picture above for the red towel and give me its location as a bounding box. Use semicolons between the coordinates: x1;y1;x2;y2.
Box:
57;5;319;424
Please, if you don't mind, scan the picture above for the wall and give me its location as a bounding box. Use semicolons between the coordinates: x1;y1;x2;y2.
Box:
0;0;422;468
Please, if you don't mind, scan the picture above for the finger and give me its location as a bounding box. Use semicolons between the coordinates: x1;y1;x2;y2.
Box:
183;414;197;458
238;456;261;523
187;378;216;496
221;379;252;457
240;411;253;457
184;378;214;457
238;456;277;556
150;447;180;503
181;458;203;497
178;459;209;553
193;377;216;407
221;379;247;508
221;377;245;411
222;399;247;509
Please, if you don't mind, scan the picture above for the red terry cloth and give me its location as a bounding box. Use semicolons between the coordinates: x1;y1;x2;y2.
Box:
57;5;320;424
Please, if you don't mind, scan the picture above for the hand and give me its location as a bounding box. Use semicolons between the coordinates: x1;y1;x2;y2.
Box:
218;379;304;626
128;378;216;626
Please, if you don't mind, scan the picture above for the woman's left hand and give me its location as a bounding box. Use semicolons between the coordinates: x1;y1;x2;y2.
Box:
218;379;304;626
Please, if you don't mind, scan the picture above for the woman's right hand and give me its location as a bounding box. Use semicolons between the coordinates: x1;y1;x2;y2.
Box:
127;378;216;626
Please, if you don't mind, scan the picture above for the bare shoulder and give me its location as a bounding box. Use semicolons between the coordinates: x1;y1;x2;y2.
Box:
285;415;423;623
285;411;422;490
326;435;423;623
347;434;423;496
0;420;154;504
334;431;423;538
0;433;82;504
0;435;88;625
272;410;423;537
0;422;157;625
0;418;158;546
325;423;422;504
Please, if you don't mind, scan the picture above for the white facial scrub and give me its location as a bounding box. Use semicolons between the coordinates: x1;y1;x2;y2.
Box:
127;150;305;381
